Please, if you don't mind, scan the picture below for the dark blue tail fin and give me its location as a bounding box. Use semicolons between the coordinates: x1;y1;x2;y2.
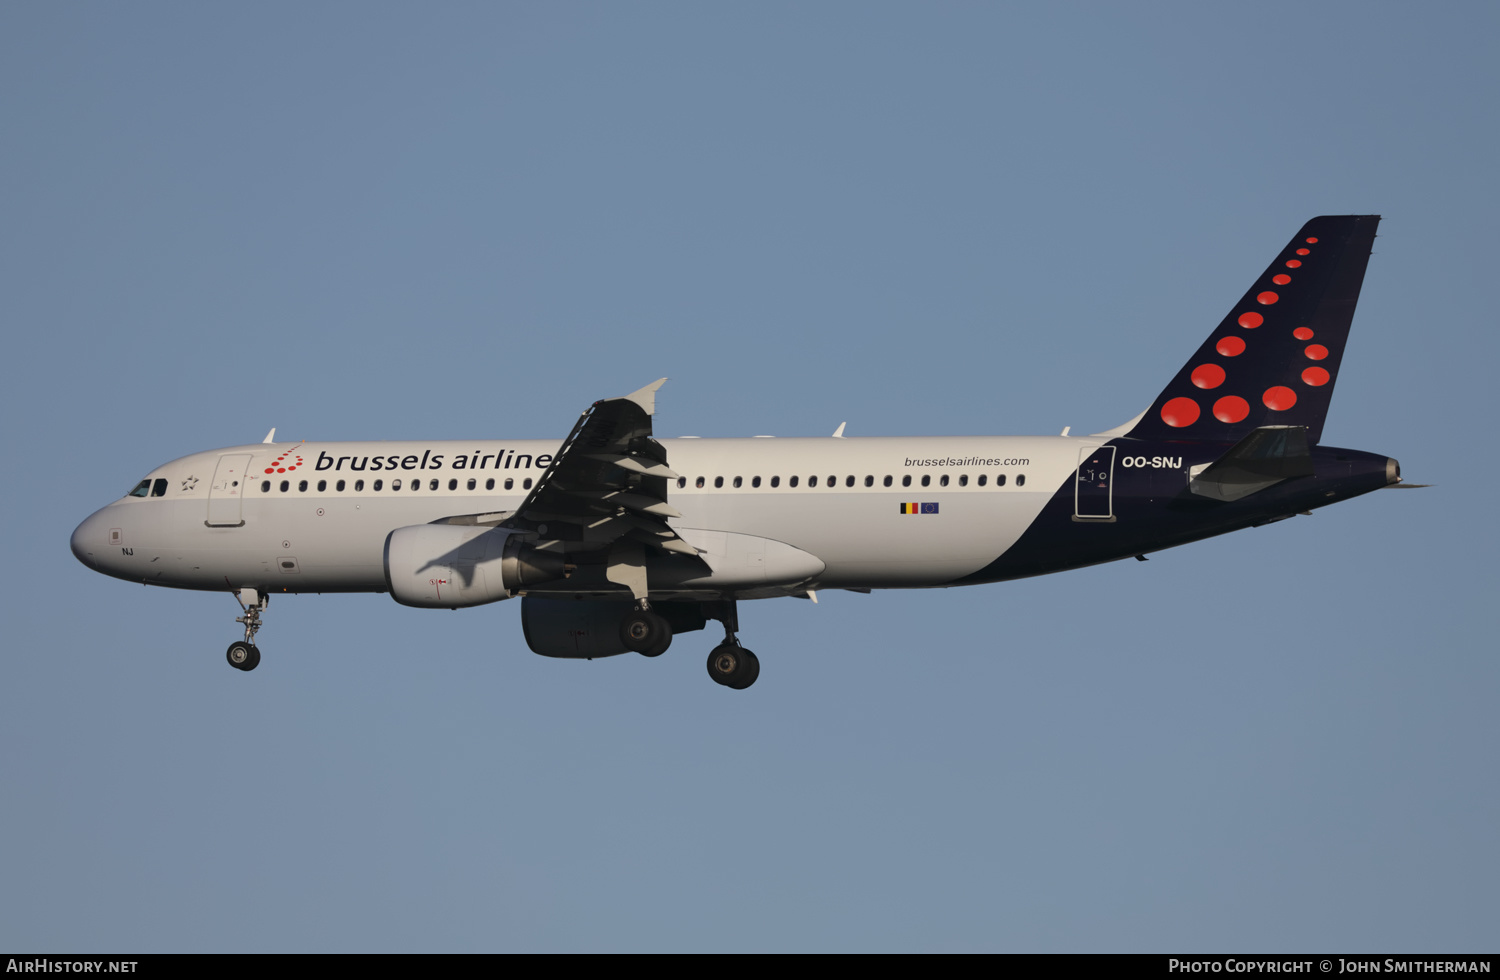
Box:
1125;215;1380;445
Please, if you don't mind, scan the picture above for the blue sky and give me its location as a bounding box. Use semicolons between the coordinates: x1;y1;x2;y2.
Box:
2;2;1496;951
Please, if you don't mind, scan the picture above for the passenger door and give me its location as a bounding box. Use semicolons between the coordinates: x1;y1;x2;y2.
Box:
1073;446;1117;521
206;454;252;527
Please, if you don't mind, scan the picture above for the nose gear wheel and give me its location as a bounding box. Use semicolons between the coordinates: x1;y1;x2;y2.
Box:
226;641;261;671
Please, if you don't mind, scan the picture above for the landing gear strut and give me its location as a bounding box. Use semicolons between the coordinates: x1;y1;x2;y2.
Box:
228;588;267;672
705;600;759;690
619;600;672;658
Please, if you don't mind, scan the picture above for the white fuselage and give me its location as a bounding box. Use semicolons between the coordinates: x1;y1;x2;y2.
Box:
72;435;1097;597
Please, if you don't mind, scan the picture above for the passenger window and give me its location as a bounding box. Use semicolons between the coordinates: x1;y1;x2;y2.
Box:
938;474;947;487
504;478;514;490
770;476;780;488
883;475;892;487
752;476;762;488
996;474;1006;486
336;479;345;491
448;479;457;491
902;475;912;487
467;478;476;490
485;478;494;490
355;480;364;491
733;476;742;488
808;476;817;487
829;476;837;487
317;480;327;492
977;474;987;487
373;479;383;491
1017;474;1026;487
430;479;439;491
262;481;271;493
280;480;289;492
151;478;168;497
714;476;724;488
921;475;931;488
846;475;855;488
678;477;687;489
863;476;872;487
128;480;151;498
790;476;799;488
696;476;705;488
295;480;306;492
523;478;533;490
393;479;403;490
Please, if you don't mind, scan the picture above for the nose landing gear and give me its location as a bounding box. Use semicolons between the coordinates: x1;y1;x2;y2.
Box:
227;588;267;672
226;640;260;671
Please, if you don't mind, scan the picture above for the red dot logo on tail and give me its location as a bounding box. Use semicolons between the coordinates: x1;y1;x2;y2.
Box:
1213;396;1250;423
1216;336;1246;357
1302;367;1330;386
1191;364;1226;389
1263;386;1297;411
1161;397;1200;427
1238;312;1264;328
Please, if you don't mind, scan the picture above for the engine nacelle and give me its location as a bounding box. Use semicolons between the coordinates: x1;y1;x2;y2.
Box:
522;597;708;659
384;524;567;608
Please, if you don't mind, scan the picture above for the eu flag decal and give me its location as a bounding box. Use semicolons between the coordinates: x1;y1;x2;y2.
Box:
900;503;940;515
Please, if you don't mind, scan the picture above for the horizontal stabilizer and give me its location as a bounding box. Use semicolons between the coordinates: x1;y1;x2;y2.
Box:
1188;426;1313;502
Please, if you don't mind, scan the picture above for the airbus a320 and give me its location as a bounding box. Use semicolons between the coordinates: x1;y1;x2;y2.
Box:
71;215;1414;690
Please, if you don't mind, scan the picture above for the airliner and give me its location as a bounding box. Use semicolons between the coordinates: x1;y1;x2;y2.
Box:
70;215;1413;690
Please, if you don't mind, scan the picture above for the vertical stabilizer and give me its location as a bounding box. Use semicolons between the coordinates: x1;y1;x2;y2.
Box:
1124;215;1380;445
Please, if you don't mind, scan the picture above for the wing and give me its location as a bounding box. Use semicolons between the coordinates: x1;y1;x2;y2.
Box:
501;380;702;575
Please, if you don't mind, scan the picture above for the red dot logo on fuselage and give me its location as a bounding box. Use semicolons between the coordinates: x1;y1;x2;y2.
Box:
264;450;305;475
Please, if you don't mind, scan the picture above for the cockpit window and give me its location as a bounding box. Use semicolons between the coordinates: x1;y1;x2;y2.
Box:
127;479;151;498
152;479;168;497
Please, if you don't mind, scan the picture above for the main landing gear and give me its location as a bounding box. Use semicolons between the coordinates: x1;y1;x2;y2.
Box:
619;601;673;658
707;641;759;690
617;598;761;689
704;599;759;690
227;588;267;672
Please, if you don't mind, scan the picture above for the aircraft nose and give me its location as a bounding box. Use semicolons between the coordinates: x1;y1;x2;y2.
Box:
71;510;102;570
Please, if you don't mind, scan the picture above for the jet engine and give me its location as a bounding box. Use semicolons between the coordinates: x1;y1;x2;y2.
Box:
521;597;708;658
384;524;566;608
